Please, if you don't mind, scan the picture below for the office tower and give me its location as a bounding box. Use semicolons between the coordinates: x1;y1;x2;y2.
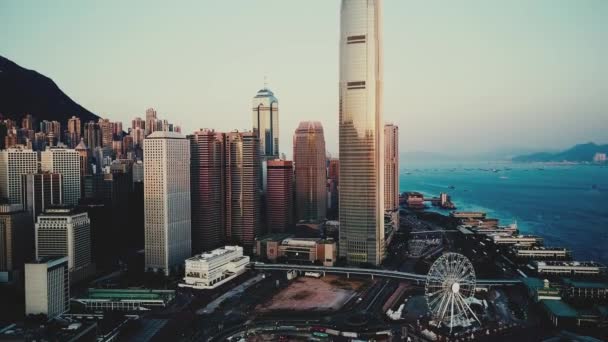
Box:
75;139;90;177
143;131;191;275
21;114;34;130
21;172;63;224
35;207;93;283
188;129;225;253
293;121;327;222
0;147;38;205
266;160;293;233
24;256;69;319
145;108;158;136
339;0;384;265
252;88;279;159
84;121;101;150
224;131;261;251
327;158;340;217
0;204;34;282
41;148;81;206
66;116;81;148
98;119;113;149
384;123;398;211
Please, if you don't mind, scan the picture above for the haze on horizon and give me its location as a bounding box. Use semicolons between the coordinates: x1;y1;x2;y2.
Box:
1;0;606;159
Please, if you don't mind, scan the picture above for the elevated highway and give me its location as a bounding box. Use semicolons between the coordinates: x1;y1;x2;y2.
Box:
249;262;521;286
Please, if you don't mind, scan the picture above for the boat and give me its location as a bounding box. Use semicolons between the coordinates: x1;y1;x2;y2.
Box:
448;185;455;189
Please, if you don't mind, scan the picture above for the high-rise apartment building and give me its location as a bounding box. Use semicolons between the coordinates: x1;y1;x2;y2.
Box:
67;116;81;148
384;124;398;211
75;139;90;177
252;88;279;159
21;172;63;224
21;114;34;131
143;131;191;275
266;160;294;233
188;129;225;253
0;204;34;282
145;108;158;136
25;256;69;319
35;207;93;283
0;147;38;205
41;148;81;206
84;121;101;150
98;119;113;149
338;0;385;265
224;131;261;251
293;121;327;223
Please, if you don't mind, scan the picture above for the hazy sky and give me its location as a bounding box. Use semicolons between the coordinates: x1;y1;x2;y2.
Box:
2;0;607;158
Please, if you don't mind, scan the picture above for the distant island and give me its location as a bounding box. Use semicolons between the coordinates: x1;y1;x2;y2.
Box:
512;142;608;163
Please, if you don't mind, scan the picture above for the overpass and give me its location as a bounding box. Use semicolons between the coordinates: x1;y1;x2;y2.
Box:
249;263;521;286
409;230;459;234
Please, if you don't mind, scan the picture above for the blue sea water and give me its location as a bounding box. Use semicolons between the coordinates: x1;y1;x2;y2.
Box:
400;162;608;265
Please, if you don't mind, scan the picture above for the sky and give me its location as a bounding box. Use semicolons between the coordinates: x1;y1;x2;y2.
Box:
1;0;607;158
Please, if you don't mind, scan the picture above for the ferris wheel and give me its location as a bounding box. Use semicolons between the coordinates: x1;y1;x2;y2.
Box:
425;253;480;331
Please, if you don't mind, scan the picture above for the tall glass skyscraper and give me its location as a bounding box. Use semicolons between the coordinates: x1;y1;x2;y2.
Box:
293;121;327;223
338;0;384;265
252;88;279;159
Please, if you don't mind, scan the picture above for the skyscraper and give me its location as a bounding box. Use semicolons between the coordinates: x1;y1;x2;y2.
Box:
25;256;69;319
338;0;384;265
41;147;81;206
252;88;279;159
98;118;113;149
145;108;158;136
188;129;225;253
293;121;327;223
75;139;90;177
384;123;398;211
21;172;63;224
266;159;294;233
224;131;261;251
35;207;93;283
0;204;34;281
84;121;101;150
143;131;191;275
67;116;81;148
0;147;38;205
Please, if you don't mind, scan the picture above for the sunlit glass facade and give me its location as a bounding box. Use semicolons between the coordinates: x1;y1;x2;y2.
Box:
338;0;385;265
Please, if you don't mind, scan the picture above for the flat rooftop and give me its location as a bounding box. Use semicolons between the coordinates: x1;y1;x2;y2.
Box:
536;261;605;267
82;288;175;301
188;246;242;262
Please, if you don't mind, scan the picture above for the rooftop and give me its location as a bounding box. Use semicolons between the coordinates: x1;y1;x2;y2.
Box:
188;246;243;262
146;131;185;139
536;261;605;267
257;233;293;242
82;288;175;301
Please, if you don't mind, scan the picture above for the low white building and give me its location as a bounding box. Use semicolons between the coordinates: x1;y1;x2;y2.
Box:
25;256;70;319
492;234;543;246
534;261;607;276
180;246;249;290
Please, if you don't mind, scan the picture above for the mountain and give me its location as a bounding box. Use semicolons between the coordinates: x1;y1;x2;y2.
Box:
512;142;608;162
0;55;99;126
